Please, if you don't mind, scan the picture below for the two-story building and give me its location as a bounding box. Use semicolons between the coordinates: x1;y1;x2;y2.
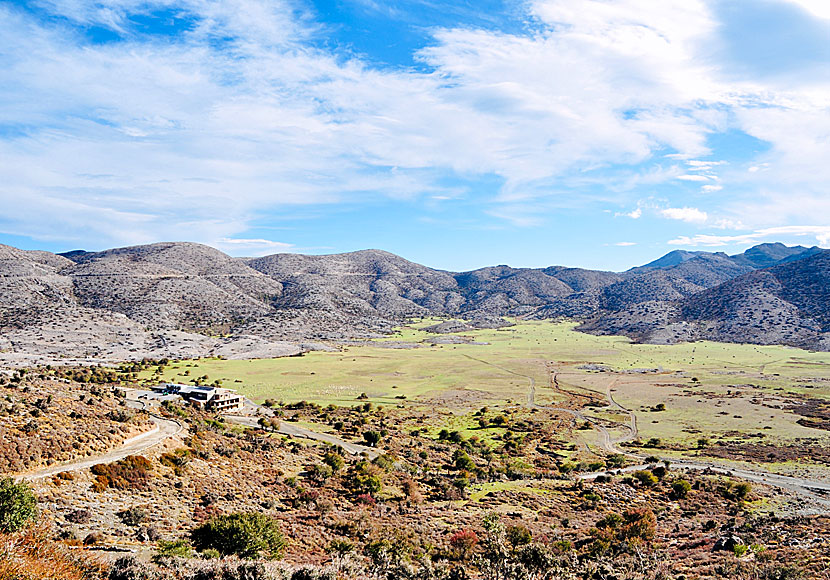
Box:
151;384;244;412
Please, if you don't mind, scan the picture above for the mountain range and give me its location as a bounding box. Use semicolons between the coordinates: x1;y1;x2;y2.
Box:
0;241;827;362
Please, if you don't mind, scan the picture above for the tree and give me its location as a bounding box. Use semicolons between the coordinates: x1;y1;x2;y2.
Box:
363;431;382;447
453;449;475;471
0;477;37;533
191;512;286;559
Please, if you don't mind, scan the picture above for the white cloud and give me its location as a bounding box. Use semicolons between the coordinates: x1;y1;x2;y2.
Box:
783;0;830;19
660;207;709;224
669;225;830;247
0;0;829;248
616;208;642;219
614;241;637;246
212;238;294;256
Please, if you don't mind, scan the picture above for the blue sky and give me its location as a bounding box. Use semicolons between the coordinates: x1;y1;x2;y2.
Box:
1;0;830;271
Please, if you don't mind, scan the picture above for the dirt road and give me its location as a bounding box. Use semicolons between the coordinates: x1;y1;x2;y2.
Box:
552;367;830;511
223;412;379;458
18;413;183;481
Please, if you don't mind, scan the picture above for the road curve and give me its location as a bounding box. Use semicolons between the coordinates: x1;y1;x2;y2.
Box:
17;413;184;481
553;369;830;512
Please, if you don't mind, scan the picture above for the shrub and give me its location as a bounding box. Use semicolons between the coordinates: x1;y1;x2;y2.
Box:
354;493;376;507
363;431;382;447
91;455;153;491
632;470;658;487
596;512;623;529
84;532;104;546
453;449;475;471
0;522;107;580
720;480;752;501
345;461;383;496
154;539;193;560
620;508;656;542
109;555;163;580
0;477;38;533
307;463;333;483
191;513;286;559
448;528;479;560
505;524;532;550
372;454;395;471
118;506;147;527
66;509;92;524
671;479;692;499
323;451;345;472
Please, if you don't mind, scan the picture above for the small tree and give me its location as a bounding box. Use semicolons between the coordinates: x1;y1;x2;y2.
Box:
363;431;382;447
453;449;475;471
506;524;532;551
0;478;37;533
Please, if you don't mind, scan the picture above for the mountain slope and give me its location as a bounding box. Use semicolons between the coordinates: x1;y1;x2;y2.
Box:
66;242;283;332
1;241;829;360
247;249;463;318
583;250;830;350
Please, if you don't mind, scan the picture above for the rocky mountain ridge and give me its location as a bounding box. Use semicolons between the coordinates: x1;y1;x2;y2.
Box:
0;241;825;362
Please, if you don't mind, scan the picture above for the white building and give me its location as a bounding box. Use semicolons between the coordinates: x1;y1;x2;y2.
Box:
151;384;244;412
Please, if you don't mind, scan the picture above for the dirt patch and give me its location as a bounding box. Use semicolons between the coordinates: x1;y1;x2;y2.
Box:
788;397;830;431
422;388;490;406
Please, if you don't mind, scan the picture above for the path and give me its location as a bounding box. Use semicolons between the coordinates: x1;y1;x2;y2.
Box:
223;398;379;458
462;354;537;406
223;412;379;458
18;413;183;481
551;366;830;511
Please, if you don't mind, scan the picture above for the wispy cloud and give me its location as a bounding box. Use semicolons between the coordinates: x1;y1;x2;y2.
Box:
669;225;830;247
0;0;829;254
213;237;295;256
616;208;642;219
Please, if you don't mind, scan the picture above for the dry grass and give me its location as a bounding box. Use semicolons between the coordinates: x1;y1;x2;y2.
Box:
0;521;105;580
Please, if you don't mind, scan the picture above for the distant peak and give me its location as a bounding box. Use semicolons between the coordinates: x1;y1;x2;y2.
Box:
632;249;708;271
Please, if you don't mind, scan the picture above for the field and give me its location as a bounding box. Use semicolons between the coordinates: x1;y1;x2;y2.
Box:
141;320;830;474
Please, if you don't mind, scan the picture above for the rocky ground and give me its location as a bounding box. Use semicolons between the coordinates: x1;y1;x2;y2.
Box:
3;371;828;579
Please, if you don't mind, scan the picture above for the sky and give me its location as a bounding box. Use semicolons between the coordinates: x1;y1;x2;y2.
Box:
1;0;830;271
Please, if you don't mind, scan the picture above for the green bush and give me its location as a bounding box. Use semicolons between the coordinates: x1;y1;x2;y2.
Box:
632;470;658;487
323;451;345;472
153;539;193;562
506;524;532;550
191;513;286;559
0;477;37;533
671;479;692;499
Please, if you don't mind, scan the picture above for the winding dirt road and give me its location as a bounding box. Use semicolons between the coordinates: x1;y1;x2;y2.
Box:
17;413;184;481
551;367;830;512
15;370;830;513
